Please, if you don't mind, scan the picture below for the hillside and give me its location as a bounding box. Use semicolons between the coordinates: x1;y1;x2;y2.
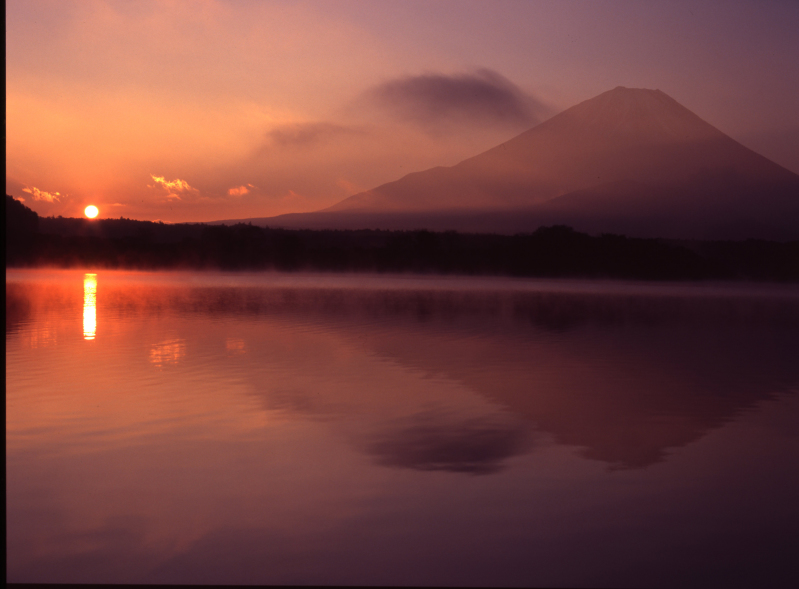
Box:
243;87;799;240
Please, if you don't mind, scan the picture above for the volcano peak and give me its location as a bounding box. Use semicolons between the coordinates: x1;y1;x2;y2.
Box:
315;87;799;239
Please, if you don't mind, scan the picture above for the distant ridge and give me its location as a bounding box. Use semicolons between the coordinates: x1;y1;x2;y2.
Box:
215;87;799;240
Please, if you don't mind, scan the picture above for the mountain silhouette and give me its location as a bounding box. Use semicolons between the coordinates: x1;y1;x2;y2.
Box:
230;87;799;239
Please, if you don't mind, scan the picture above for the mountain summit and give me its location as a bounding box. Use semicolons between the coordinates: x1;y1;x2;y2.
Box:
249;87;799;239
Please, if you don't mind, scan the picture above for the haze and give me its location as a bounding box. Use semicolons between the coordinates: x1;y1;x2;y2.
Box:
6;0;799;223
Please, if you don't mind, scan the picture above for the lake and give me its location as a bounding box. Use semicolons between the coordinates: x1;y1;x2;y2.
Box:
6;269;799;587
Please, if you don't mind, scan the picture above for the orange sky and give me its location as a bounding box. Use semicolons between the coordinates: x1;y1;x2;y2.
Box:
6;0;799;223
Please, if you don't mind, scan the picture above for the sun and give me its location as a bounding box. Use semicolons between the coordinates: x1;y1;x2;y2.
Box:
84;205;99;218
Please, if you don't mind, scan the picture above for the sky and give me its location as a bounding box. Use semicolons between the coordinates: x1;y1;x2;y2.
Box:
6;0;799;223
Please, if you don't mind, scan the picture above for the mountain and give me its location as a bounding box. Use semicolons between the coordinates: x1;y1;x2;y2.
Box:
227;87;799;239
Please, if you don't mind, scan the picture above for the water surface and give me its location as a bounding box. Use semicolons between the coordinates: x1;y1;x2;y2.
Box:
6;269;799;587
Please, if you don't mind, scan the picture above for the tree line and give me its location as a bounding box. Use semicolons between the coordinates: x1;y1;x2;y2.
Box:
6;195;799;281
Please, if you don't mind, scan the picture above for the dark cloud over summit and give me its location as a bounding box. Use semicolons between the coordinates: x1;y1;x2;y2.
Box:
266;122;364;149
365;69;551;131
365;412;531;475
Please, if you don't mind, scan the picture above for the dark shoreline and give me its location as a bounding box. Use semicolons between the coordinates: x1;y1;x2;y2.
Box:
7;196;799;282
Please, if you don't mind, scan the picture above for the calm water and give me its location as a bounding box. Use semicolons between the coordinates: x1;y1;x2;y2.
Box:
6;269;799;587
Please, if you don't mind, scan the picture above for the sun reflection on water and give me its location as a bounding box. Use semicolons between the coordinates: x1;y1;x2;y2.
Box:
83;274;97;340
149;339;186;367
226;338;247;354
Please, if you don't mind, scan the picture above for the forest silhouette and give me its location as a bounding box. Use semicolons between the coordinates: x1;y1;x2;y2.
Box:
6;195;798;281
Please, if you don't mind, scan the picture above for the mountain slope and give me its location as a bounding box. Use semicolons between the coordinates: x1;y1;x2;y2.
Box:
326;87;798;214
244;87;799;239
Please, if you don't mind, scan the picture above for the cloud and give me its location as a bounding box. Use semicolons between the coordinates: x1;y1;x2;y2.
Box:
148;174;198;200
22;186;62;202
228;184;252;196
150;175;194;192
265;122;363;149
363;69;551;131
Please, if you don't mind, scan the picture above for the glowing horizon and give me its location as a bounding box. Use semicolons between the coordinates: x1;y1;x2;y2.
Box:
6;1;799;223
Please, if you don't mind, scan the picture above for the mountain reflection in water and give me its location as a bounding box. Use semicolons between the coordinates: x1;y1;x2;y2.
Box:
6;270;799;586
11;274;793;470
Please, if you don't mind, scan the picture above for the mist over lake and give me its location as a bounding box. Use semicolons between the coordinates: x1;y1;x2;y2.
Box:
7;269;799;586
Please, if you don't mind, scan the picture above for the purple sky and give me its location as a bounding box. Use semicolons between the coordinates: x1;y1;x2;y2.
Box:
7;0;799;222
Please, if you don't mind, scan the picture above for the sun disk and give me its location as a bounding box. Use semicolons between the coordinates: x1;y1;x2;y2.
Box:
84;205;99;218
